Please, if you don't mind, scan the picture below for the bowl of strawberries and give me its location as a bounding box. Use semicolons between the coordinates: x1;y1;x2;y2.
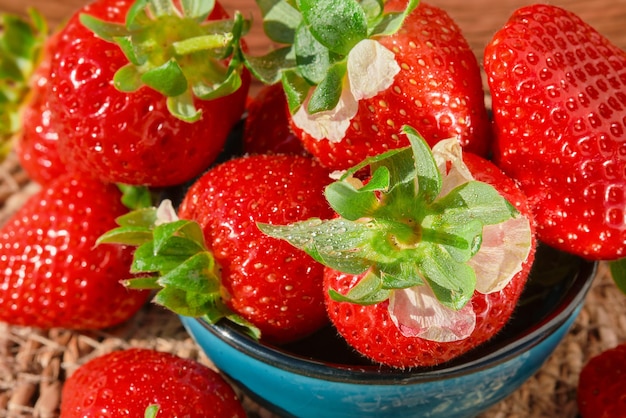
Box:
180;243;596;418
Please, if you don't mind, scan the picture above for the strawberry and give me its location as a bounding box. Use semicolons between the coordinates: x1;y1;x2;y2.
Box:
16;31;67;185
577;342;626;418
243;83;307;156
0;173;149;330
261;126;536;368
245;0;491;170
60;348;246;418
47;0;250;187
484;4;626;261
100;153;336;344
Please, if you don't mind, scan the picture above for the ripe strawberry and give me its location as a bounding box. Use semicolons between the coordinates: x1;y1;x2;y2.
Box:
261;126;536;368
0;173;149;329
16;31;67;185
100;154;336;344
246;0;491;170
60;348;246;418
243;83;307;155
484;4;626;261
47;0;250;187
577;343;626;418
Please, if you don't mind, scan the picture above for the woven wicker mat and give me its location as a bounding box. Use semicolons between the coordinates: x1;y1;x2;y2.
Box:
0;154;623;418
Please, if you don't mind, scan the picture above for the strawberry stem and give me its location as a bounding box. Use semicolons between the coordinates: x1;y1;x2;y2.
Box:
98;203;261;340
259;125;527;311
244;0;419;114
80;0;249;122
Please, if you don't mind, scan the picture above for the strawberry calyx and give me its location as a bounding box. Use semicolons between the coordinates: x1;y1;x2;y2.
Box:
259;125;533;342
97;199;261;340
0;8;48;159
244;0;418;141
80;0;249;122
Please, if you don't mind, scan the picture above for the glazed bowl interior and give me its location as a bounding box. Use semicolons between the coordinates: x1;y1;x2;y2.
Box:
194;243;597;382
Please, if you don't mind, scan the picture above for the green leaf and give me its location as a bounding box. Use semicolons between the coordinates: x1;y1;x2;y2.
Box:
131;241;194;273
328;269;391;304
97;226;154;247
418;243;476;311
403;125;442;205
113;59;144;89
152;219;206;254
324;167;387;220
244;46;296;85
117;184;153;210
141;59;188;97
158;252;220;294
369;0;420;37
306;61;346;114
115;207;159;228
281;70;311;113
298;0;367;55
293;22;334;85
610;258;626;295
181;0;215;20
379;261;424;289
79;14;129;42
144;404;160;418
258;218;374;274
257;0;301;44
167;91;202;123
432;181;518;227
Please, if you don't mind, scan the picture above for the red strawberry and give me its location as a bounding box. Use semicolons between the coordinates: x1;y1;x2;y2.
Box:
261;126;536;368
0;173;149;329
16;31;67;185
246;0;491;170
577;343;626;418
60;348;246;418
47;0;250;187
484;4;626;261
101;154;336;344
243;83;307;156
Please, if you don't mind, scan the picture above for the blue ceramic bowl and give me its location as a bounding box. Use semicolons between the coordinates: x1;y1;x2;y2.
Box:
181;244;596;418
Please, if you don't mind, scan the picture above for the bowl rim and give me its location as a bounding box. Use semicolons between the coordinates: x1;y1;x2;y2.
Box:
190;257;597;384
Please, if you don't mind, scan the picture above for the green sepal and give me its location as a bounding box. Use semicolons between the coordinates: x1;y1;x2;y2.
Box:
328;268;391;305
258;218;374;275
417;242;476;310
298;0;368;55
117;183;154;210
259;124;522;311
80;0;249;122
306;61;346;114
610;258;626;295
244;0;419;114
144;404;160;418
98;204;260;339
294;22;334;85
181;0;216;21
257;0;301;44
282;69;312;113
324;166;388;221
243;46;295;85
369;0;420;37
141;59;188;97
